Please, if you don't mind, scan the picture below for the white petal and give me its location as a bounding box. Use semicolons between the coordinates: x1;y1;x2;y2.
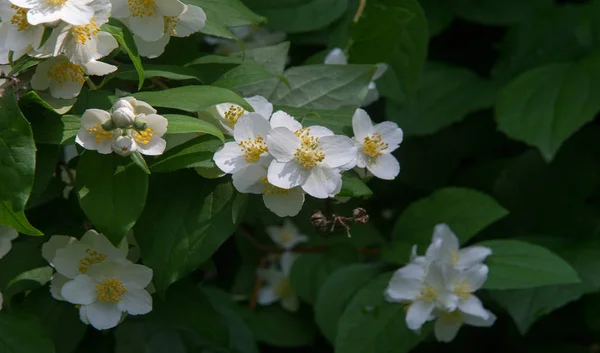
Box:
128;14;165;42
365;153;400;180
110;0;129;17
385;276;421;302
462;310;497;327
320;135;357;169
457;246;492;269
263;187;304;217
352;109;374;141
245;95;273;120
85;229;128;261
257;287;278;305
96;32;119;58
431;223;460;262
267;127;300;162
61;275;97;305
50;273;70;301
281;296;299;312
280;251;297;275
53;243;89;279
49;80;84;99
301;165;341;199
306;125;333;138
136;136;166;156
84;61;117;76
458;295;489;320
133;33;169;58
115;264;153;288
30;59;52;91
81;109;111;128
374;121;403;151
61;1;94;25
86;301;122;330
269;111;302;131
144;114;168;136
42;235;76;264
117;286;152;315
232;164;266;194
213;142;246;174
463;264;489;291
174;5;206;37
27;4;64;25
362;85;380;106
406;300;435;330
267;160;309;189
324;48;347;65
372;63;388;80
234;113;271;143
434;316;462;343
156;0;185;16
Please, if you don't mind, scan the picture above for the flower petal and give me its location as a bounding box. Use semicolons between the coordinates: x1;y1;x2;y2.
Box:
263;187;304;217
61;1;94;25
300;165;341;199
257;287;278;305
50;273;70;301
458;295;489;320
232;164;266;194
116;263;153;288
267;160;309;189
374;121;403;151
61;275;97;305
324;48;347;65
462;310;497;327
366;153;400;180
267;127;300;162
118;285;152;315
320;135;357;169
42;235;76;264
133;33;169;59
434;316;462;343
86;301;122;330
213;142;246;174
270;111;302;131
128;14;165;42
234;113;271;143
156;0;185;16
463;264;489;291
352;109;374;141
245;95;273;120
406;300;435;330
458;246;492;269
174;4;206;37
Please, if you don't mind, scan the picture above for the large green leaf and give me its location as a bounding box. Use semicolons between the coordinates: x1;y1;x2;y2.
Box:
134;171;246;294
270;65;375;109
480;240;580;289
245;306;318;348
392;187;508;246
133;86;251;113
315;264;382;343
76;152;148;245
0;313;54;353
150;135;223;173
335;273;427;353
0;89;41;235
495;53;600;161
164;114;224;141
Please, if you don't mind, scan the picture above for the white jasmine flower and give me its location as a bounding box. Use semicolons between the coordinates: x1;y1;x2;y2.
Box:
265;220;308;250
40;0;117;65
8;0;95;25
351;109;403;180
215;95;273;135
76;108;121;154
0;226;18;259
257;252;299;312
213;113;272;176
126;112;168;156
61;261;153;330
426;224;493;270
324;48;388;107
266;111;357;199
434;309;496;343
444;264;491;320
0;3;44;64
31;55;117;98
231;162;305;217
133;4;206;58
110;0;186;42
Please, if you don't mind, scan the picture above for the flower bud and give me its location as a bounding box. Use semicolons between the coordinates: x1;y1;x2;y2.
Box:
111;98;134;113
310;209;329;233
352;208;369;224
133;115;148;131
101;119;116;131
112;136;136;156
111;107;136;128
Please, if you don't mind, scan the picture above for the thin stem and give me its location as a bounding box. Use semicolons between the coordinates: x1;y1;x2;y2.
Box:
85;77;98;90
353;0;367;23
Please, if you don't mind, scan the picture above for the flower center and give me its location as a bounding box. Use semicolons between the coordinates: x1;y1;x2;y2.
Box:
72;18;100;44
78;248;108;274
453;280;473;301
128;0;157;17
273;279;294;299
239;135;268;163
87;123;114;143
260;176;291;196
417;284;438;303
294;128;325;169
164;16;179;35
224;106;245;126
362;133;388;158
47;61;85;84
96;278;127;303
133;128;156;145
10;5;29;31
46;0;67;4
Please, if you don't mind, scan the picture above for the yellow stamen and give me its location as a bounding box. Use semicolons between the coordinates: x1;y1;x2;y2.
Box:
47;61;85;84
362;133;388;158
165;16;179;35
239;135;268;163
273;279;294;299
453;281;473;301
261;176;291;196
224;106;245;126
293;128;325;169
128;0;157;17
87;123;114;143
10;5;29;31
78;249;107;274
72;18;100;45
46;0;67;4
417;284;437;303
96;278;127;303
133;128;156;145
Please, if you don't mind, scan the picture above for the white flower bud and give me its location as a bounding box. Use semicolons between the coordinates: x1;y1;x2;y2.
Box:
111;98;134;113
112;136;136;156
111;107;136;128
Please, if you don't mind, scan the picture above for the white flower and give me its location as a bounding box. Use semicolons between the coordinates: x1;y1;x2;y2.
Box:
110;0;186;42
111;107;136;128
215;95;273;135
351;109;403;180
133;4;206;58
0;226;18;259
127;112;168;156
266;111;357;199
40;0;117;65
76;108;121;154
266;220;308;250
0;2;44;64
324;48;388;107
232;162;305;217
8;0;95;25
443;264;491;320
61;261;153;330
424;224;493;270
214;113;272;176
112;135;137;156
257;252;299;312
31;55;117;98
434;308;496;343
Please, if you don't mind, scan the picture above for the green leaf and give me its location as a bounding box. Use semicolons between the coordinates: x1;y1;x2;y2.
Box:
134;171;245;294
101;20;144;90
480;240;580;289
387;62;496;136
76;152;148;245
28;144;60;206
338;173;373;198
116;64;203;82
392;187;508;246
130;152;151;175
0;240;48;305
245;306;318;348
495;54;600;161
271;65;375;109
132;86;251;113
450;0;554;26
0;89;41;235
315;263;382;343
7;55;41;77
165;114;224;141
419;0;454;37
380;241;414;265
213;63;281;98
20;91;80;144
244;0;348;33
186;0;264;39
335;273;427;353
150;135;222;173
0;313;54;353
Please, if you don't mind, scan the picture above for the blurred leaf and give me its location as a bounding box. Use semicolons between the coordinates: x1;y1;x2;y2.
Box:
338;173;373;198
116;64;203;82
245;306;318;347
419;0;454;37
133;86;251;113
0;313;54;353
450;0;554;25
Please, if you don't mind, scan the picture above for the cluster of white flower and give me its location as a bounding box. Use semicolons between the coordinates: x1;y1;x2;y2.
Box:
385;224;495;342
42;230;153;330
257;220;307;312
0;0;206;98
76;96;168;156
213;96;403;217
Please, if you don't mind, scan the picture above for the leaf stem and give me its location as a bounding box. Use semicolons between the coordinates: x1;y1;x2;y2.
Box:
353;0;367;23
